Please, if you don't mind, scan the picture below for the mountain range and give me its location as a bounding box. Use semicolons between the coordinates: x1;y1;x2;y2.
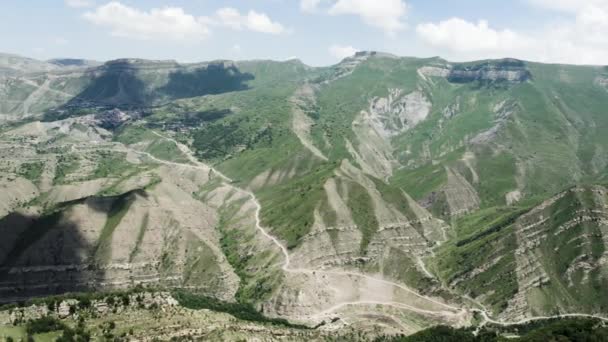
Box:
1;50;608;340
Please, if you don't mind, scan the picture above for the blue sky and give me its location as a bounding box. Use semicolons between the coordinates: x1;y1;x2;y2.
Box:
1;0;607;65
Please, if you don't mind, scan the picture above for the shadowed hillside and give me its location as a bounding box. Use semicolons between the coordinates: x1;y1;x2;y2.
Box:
0;206;95;302
160;63;254;99
65;60;254;107
0;191;144;303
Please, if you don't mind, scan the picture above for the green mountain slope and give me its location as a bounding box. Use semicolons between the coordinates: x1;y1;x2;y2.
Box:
1;51;608;335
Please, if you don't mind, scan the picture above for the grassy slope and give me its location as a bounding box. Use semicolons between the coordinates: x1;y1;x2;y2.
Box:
216;197;283;303
161;57;608;314
525;187;608;314
431;206;527;313
93;192;135;264
384;60;608;211
9;55;607;316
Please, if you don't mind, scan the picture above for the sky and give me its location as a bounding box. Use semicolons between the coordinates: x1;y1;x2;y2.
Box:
1;0;607;66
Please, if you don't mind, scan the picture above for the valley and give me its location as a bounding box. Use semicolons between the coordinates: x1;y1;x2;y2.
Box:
1;51;608;340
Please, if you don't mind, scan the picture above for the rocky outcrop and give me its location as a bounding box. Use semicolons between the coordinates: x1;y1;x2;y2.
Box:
367;89;432;138
291;84;328;160
418;59;531;85
470;100;518;145
347;89;432;180
323;51;374;83
448;59;531;84
418;66;451;80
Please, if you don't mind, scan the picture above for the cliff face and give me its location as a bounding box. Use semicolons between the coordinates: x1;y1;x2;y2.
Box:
447;59;531;84
416;59;531;84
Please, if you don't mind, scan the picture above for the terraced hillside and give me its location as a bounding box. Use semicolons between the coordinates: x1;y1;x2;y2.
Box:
432;186;608;318
1;51;608;337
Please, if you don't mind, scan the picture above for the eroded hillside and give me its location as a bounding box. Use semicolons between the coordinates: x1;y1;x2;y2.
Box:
1;52;608;338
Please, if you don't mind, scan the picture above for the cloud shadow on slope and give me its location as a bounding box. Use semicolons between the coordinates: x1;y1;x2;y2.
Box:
0;190;143;304
52;61;254;109
159;63;254;100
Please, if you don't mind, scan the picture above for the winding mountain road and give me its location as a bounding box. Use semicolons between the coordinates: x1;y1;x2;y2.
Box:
141;130;608;330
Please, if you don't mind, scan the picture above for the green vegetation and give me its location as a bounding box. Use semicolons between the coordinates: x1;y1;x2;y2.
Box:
91;151;133;179
145;139;189;163
54;318;92;342
391;163;447;201
113;125;156;145
220;227;269;300
474;149;517;207
172;290;310;329
376;318;608;341
455;207;530;247
0;326;26;341
526;187;608;312
216;199;281;303
14;315;91;341
128;213;149;262
159;64;253;99
346;181;379;253
25;317;65;335
191;117;274;160
432;206;525;313
17;161;44;184
42;107;95;122
258;163;335;248
93;192;136;264
5;53;608;333
149;106;232;130
311;57;422;161
382;247;435;291
53;155;80;184
182;236;222;287
0;287;148;312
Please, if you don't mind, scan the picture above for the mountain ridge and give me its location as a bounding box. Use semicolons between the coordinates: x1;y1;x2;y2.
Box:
3;50;607;73
1;48;608;338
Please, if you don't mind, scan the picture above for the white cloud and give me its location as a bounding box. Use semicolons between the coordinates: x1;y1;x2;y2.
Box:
527;0;608;12
329;44;359;60
416;18;528;54
301;0;407;35
575;5;608;45
84;2;210;41
416;2;608;65
83;2;287;41
65;0;94;8
329;0;407;34
246;10;287;34
300;0;323;12
212;7;287;34
214;8;243;30
53;37;69;45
